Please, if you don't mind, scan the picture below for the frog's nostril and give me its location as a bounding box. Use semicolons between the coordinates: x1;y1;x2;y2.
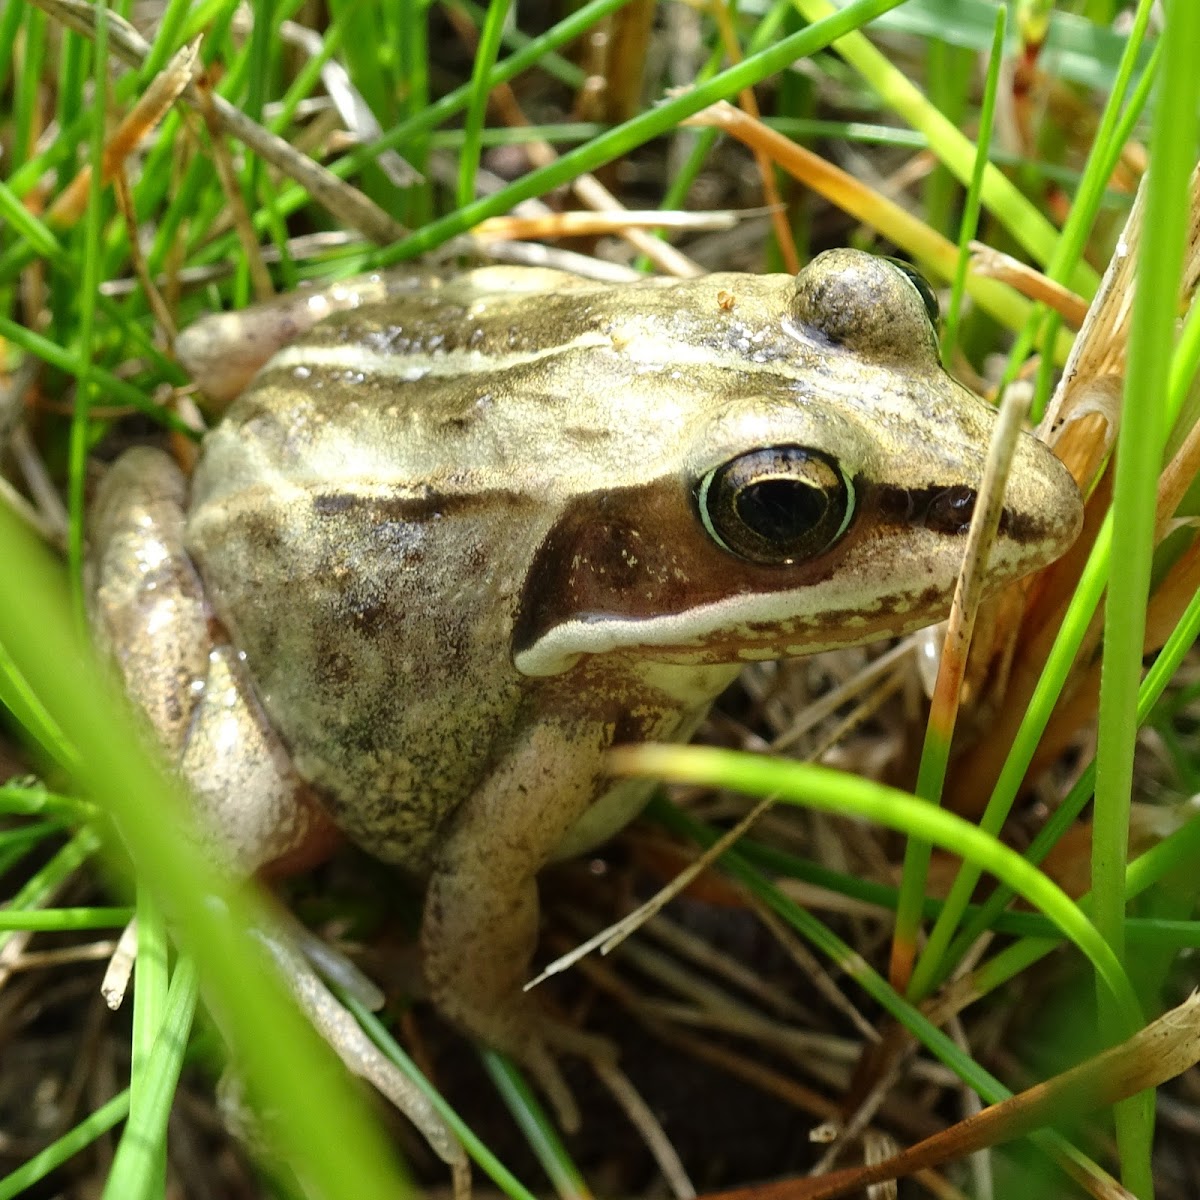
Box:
925;485;976;534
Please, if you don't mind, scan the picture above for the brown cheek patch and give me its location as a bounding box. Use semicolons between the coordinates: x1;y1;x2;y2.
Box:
510;471;1059;663
512;478;883;658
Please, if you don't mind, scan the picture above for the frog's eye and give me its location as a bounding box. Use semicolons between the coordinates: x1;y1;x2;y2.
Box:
697;446;855;566
884;257;939;324
791;248;940;361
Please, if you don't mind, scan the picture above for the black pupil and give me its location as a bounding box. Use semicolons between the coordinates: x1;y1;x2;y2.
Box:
700;444;851;565
735;478;827;544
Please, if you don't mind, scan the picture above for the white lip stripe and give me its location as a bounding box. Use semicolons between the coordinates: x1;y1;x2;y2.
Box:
265;330;824;383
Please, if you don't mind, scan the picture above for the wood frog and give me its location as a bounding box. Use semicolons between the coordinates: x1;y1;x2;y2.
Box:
89;250;1082;1179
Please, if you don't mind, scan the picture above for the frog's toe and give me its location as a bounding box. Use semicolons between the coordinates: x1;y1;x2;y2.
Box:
520;1038;582;1132
217;1051;470;1200
542;1021;617;1062
255;922;470;1185
275;905;386;1011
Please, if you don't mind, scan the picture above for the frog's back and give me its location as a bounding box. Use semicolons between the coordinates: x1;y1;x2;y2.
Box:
189;267;812;514
187;267;721;867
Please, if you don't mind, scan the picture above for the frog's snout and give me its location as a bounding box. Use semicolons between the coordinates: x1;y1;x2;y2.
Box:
993;434;1084;579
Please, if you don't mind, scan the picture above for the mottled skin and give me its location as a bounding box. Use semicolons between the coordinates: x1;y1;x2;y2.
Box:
91;251;1082;1161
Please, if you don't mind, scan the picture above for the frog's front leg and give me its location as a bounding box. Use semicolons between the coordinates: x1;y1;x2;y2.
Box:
423;716;617;1128
89;448;469;1187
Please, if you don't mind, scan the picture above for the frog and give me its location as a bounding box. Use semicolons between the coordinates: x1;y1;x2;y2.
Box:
89;249;1083;1180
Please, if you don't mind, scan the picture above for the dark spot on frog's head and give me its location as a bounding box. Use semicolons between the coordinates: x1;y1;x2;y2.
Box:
234;507;287;558
875;481;915;524
612;706;654;746
310;489;446;524
463;540;488;574
513;480;848;661
999;507;1057;544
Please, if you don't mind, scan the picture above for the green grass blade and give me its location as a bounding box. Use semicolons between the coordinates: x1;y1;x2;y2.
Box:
128;893;171;1197
941;4;1005;367
907;516;1114;999
371;0;910;266
616;746;1142;1027
0;509;415;1200
104;957;199;1200
458;0;514;209
790;0;1097;293
0;1092;131;1200
0;829;102;960
0;905;133;930
344;997;541;1200
186;0;636;268
649;800;1128;1189
1091;7;1200;1188
481;1051;591;1199
890;5;1007;982
945;563;1200;973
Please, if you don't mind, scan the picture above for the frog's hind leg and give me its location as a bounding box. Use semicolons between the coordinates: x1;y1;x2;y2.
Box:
89;448;469;1189
90;447;337;873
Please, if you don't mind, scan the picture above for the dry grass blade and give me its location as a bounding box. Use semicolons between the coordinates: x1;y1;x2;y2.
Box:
112;166;179;346
6;5;1194;1196
528;794;777;990
191;74;276;302
703;3;799;272
6;939;119;971
47;40;200;227
748;900;879;1043
947;164;1200;816
968;243;1090;327
888;359;1034;993
603;0;657;125
277;17;420;189
699;992;1200;1200
474;208;743;241
684;101;952;264
99;917;137;1009
543;658;910;990
441;3;704;277
591;1057;696;1199
1043;164;1200;459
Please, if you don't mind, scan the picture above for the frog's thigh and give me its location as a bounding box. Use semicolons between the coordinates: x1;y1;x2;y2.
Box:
180;646;338;872
90;447;211;759
422;719;606;1052
90;448;334;874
